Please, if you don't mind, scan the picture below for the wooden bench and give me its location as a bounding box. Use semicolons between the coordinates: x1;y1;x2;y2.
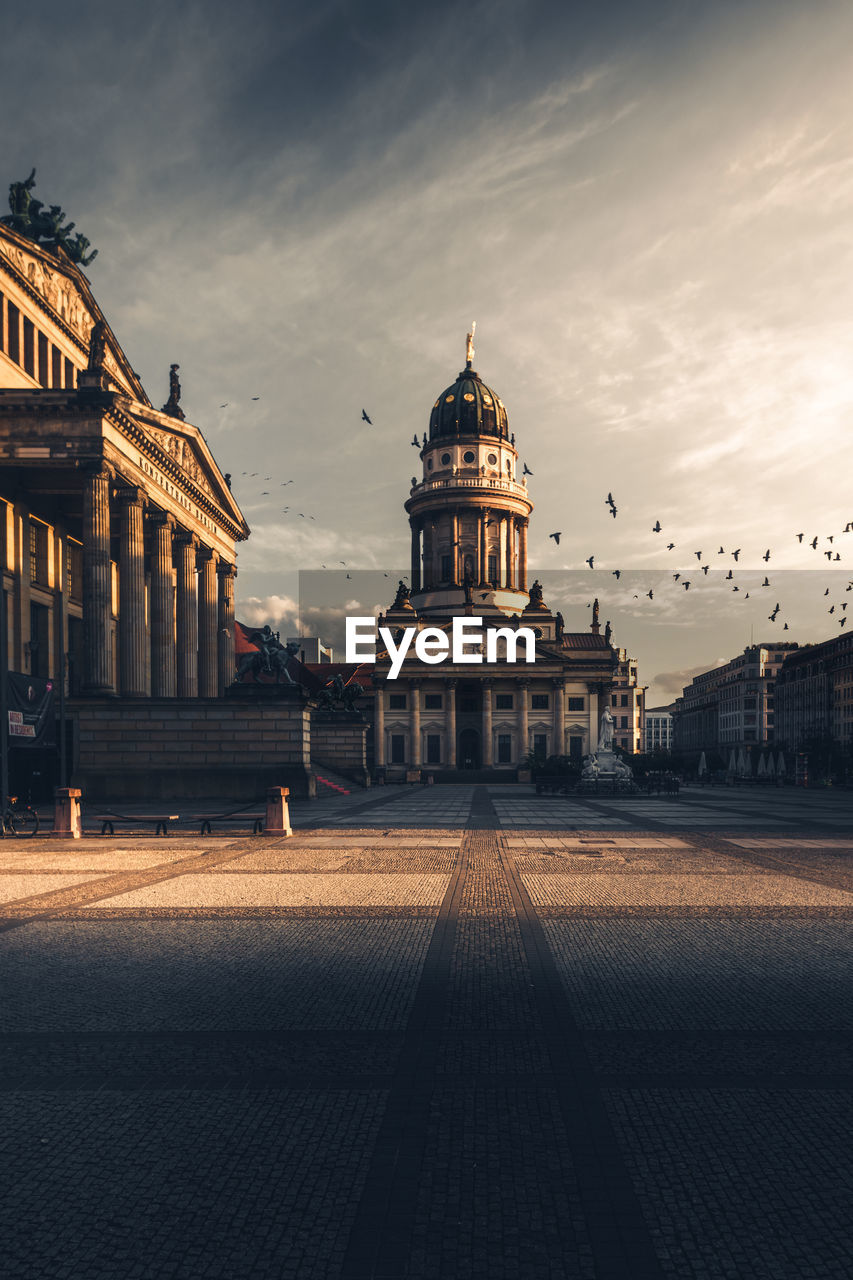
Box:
95;813;180;836
190;812;265;835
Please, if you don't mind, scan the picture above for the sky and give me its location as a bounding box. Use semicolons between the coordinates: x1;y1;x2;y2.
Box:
5;0;853;704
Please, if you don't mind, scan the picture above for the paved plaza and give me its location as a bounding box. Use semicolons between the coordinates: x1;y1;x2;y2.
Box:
1;783;852;1278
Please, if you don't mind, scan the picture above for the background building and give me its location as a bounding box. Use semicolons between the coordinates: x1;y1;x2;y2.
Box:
643;704;674;754
673;643;797;765
611;647;645;753
774;632;853;752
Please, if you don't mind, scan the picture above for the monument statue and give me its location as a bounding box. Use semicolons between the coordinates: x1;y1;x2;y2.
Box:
234;627;301;686
317;674;364;712
599;705;615;750
592;598;600;629
466;320;476;366
392;579;411;608
162;363;186;421
604;619;612;645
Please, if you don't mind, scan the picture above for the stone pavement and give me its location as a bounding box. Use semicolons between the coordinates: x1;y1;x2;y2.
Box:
1;784;852;1278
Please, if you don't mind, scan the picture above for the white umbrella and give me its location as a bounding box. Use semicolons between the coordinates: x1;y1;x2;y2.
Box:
736;748;746;776
766;753;776;777
757;754;767;778
727;749;737;774
743;750;752;778
698;752;707;776
776;752;786;777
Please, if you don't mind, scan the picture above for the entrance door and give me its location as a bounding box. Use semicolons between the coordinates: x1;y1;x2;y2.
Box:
458;727;480;770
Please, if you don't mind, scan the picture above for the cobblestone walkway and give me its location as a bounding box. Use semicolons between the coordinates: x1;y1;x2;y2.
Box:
1;786;851;1277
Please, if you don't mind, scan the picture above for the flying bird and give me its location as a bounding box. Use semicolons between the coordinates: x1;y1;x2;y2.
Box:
612;570;621;580
842;618;848;628
683;581;691;590
825;588;830;596
796;533;804;542
647;589;654;599
220;403;228;408
523;463;533;476
811;537;819;549
762;577;770;587
362;410;372;424
725;570;733;580
251;396;260;401
652;521;662;532
732;549;741;561
411;435;420;447
549;532;562;544
784;623;789;630
769;604;780;620
673;573;680;582
667;543;676;550
762;550;771;561
702;565;710;575
718;547;725;554
586;556;595;569
695;551;702;560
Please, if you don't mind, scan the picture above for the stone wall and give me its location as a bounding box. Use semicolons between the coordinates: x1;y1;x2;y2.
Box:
310;712;370;785
70;696;313;800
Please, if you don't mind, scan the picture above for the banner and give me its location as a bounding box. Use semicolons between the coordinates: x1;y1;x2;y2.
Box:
6;673;56;749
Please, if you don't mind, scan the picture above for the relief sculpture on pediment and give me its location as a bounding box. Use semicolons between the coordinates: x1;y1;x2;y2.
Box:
0;238;93;343
145;426;215;498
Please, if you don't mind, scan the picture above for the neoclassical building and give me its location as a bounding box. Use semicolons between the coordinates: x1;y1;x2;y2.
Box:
0;211;249;703
374;341;619;778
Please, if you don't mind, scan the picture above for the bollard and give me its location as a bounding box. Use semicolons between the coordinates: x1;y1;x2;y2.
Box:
52;787;82;839
263;786;292;837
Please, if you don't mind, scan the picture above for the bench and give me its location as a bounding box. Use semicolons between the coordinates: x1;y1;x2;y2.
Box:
190;812;265;835
95;813;180;836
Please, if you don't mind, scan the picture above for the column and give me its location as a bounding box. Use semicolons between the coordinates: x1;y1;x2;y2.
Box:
431;523;439;587
517;678;529;760
518;519;528;591
475;513;483;584
451;511;459;584
118;488;147;697
197;547;218;697
217;561;236;694
175;532;198;698
482;679;493;767
82;463;114;694
553;679;565;756
507;518;516;589
410;521;421;593
150;513;176;697
410;681;421;767
375;681;386;767
499;516;508;588
445;678;457;769
587;683;599;752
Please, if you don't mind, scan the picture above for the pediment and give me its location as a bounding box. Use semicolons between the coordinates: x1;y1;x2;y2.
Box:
143;422;218;501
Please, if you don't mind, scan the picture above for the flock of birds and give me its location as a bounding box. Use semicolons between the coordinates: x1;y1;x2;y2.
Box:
225;403;851;640
547;490;853;634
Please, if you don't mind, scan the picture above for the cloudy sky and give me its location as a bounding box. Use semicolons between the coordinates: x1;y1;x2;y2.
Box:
6;0;853;702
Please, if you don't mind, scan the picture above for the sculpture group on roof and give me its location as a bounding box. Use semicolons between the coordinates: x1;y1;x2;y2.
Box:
2;170;98;267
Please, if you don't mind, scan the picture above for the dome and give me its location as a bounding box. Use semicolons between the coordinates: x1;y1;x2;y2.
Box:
428;368;509;441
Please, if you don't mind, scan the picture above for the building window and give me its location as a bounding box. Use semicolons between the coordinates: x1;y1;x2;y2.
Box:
28;602;50;678
569;736;584;759
29;520;49;586
388;693;407;710
497;734;512;763
23;317;35;376
611;694;618;706
64;357;74;388
620;716;628;729
390;735;405;764
567;697;584;711
488;554;497;583
51;344;62;389
7;302;20;364
531;694;549;710
424;693;442;710
460;695;478;713
495;693;513;710
620;694;628;706
426;734;441;764
0;291;4;349
37;331;49;387
441;554;452;580
533;733;547;756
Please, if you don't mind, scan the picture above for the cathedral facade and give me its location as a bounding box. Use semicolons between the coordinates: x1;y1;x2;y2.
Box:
373;342;618;778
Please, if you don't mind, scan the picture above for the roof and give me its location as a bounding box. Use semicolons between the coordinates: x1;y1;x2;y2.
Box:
428;366;509;441
559;632;613;650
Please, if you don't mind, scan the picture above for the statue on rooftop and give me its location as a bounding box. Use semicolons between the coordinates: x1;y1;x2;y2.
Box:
466;320;476;367
392;579;411;608
528;579;544;608
3;170;98;265
87;320;107;372
162;363;186;421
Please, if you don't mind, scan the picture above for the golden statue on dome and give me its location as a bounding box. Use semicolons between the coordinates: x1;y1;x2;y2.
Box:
466;321;476;367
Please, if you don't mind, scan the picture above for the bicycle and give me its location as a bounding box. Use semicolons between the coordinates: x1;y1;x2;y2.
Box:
2;794;40;837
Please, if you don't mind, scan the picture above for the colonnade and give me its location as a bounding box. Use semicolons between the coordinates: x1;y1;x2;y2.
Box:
82;464;235;697
374;676;580;769
409;510;529;592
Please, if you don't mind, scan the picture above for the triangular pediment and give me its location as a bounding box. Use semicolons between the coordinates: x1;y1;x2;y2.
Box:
143;421;216;498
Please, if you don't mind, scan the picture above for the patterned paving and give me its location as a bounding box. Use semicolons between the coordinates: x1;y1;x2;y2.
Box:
1;785;851;1279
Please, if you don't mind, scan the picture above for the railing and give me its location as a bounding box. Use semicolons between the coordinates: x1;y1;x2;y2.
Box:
409;476;529;499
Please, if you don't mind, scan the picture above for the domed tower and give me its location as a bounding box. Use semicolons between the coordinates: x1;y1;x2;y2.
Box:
405;330;533;617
